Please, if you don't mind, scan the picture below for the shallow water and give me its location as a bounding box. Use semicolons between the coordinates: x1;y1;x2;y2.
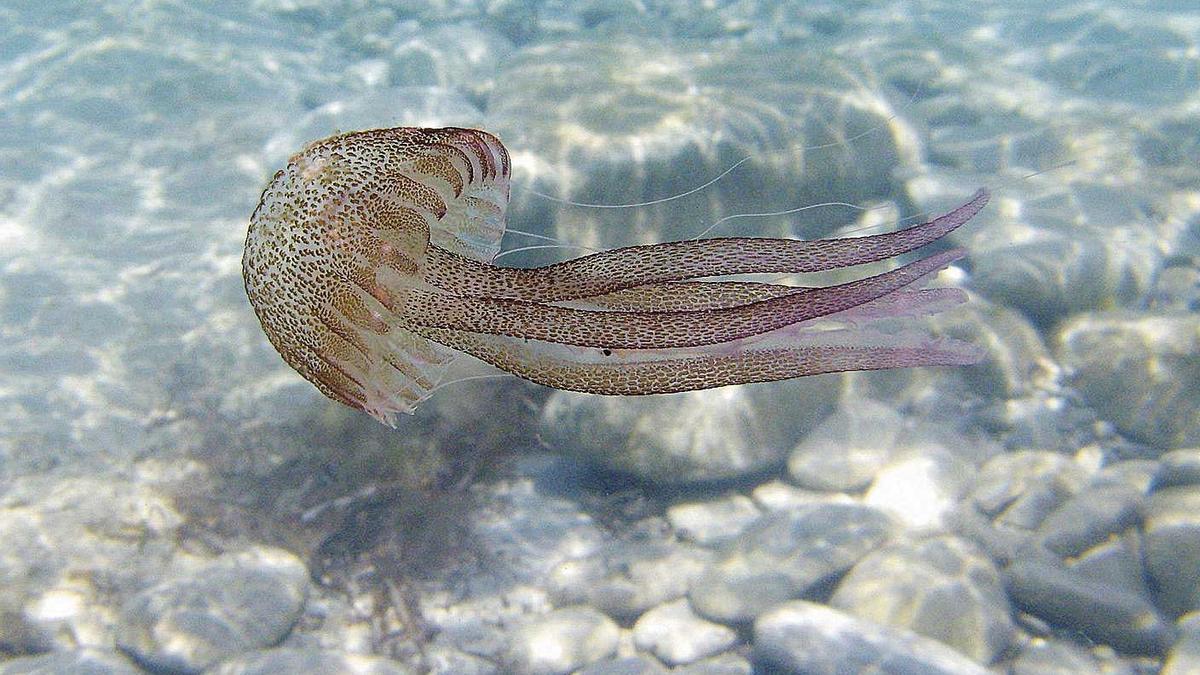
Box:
1;1;1198;673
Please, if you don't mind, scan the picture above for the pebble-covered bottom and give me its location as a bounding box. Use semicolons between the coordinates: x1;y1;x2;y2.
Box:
2;0;1200;673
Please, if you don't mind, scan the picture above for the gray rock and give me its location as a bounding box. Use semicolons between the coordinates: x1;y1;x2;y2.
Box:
964;459;1152;597
666;495;761;545
1143;486;1200;616
547;541;712;621
1163;612;1200;675
1034;482;1143;557
972;226;1152;327
538;378;836;484
0;603;52;656
423;643;499;675
968;451;1088;530
753;601;988;675
0;650;141;675
1009;640;1122;675
671;653;753;675
209;647;414;675
470;475;605;583
1145;259;1200;312
946;502;1037;568
750;480;857;513
689;504;894;623
422;595;530;666
830;535;1013;664
1068;533;1153;600
632;599;737;666
116;547;308;673
995;479;1074;532
863;448;973;532
958;180;1160;328
786;399;905;492
1056;311;1200;448
1151;449;1200;490
0;476;184;651
575;656;668;675
1003;559;1175;656
504;606;619;675
1100;459;1161;494
490;40;911;256
928;299;1057;401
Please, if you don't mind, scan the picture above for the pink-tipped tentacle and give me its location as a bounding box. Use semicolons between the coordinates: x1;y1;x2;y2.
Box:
399;249;966;349
423;189;988;302
415;325;983;396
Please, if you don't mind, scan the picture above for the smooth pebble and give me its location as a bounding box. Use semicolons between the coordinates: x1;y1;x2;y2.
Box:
504;606;620;675
754;601;988;674
632;599;737;666
115;547;308;673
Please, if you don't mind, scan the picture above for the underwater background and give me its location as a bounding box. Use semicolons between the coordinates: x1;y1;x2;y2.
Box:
1;0;1199;673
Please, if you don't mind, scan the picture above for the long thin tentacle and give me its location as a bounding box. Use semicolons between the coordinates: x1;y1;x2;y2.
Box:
566;283;969;326
423;189;988;302
562;281;957;315
560;281;800;311
415;326;982;396
395;249;964;350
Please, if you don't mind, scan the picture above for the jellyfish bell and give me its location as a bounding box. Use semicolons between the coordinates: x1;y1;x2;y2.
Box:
243;126;988;427
244;127;510;424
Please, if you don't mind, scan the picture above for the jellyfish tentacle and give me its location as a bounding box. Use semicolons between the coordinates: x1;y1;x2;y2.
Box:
556;256;963;312
562;280;802;311
244;123;990;424
396;249;965;350
422;189;988;302
415;326;982;396
573;284;966;327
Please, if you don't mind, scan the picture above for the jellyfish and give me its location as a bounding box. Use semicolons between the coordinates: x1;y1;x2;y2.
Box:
243;127;988;427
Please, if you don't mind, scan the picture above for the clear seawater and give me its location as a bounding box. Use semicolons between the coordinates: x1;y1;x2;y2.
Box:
1;1;1198;672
